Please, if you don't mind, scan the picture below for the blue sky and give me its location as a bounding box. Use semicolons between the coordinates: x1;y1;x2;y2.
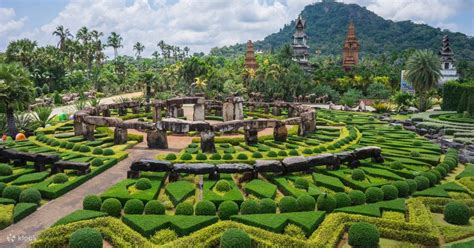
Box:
1;0;473;56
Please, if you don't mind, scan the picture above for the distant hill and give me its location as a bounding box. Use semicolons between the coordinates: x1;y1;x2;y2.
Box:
211;1;474;61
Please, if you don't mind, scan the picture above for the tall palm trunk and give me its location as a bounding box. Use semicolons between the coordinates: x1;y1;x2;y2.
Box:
6;106;17;138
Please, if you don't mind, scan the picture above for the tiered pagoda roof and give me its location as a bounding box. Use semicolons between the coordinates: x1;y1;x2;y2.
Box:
342;21;359;71
244;40;258;70
439;35;455;63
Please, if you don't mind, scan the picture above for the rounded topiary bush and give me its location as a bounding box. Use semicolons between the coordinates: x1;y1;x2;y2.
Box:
123;199;144;214
406;179;418;194
181;153;192;160
294;177;309;190
351;169;365;181
236;153;248;160
92;147;103;155
103;149;115;156
196;153;207;161
413;140;422;147
52;173;68;184
390;161;404;170
410;151;421;158
79;145;91;153
215;180;231;192
348;222;379;248
0;182;5;195
259;198;277;213
100;198;122;217
240;199;260;215
69;227;103;248
91;158;104;167
19;188;41;204
175;202;194;215
421;172;438;186
349;190;366;205
220;228;251;248
288;149;299;156
165;153;177;160
297;194;316;211
279;196;299;213
393;181;410;197
210;153;222;160
252;152;263;158
223;154;233;160
2;185;22;202
83;195;102;211
218;200;239;220
430;169;442;182
435;166;448;177
135;178;152;190
317;193;336;212
277;150;287;156
303;149;313;155
334;192;351;208
381;185;398;200
66;142;75;149
444;201;470;225
144;200;165;215
0;164;12;176
414;176;430;190
365;187;384;203
267;151;277;157
195;200;216;216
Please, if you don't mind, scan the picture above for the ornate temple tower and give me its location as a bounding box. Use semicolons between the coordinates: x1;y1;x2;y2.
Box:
342;21;359;71
244;40;258;71
292;15;310;69
438;35;458;84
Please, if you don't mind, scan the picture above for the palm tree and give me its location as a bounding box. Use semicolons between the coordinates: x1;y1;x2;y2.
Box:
133;42;145;59
107;32;123;60
404;49;441;111
152;51;160;62
0;63;35;137
5;39;37;67
183;46;190;57
76;26;90;45
52;25;72;51
157;40;165;58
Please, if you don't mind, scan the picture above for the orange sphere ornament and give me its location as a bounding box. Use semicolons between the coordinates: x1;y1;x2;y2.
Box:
15;133;26;141
1;134;7;142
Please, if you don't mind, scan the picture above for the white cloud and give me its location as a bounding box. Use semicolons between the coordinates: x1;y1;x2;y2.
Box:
0;8;27;49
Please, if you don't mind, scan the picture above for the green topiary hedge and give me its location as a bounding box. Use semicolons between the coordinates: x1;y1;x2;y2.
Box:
444;201;470;225
381;185;398;200
165;153;177;160
124;199;144;215
196;153;207;161
92;147;103;155
348;222;379;247
294;178;309;190
215;180;231;192
19;188;42;205
103;149;115;156
414;176;430;190
365;187;384;203
218;201;239;220
406;179;418;194
144;200;165;215
259;198;277;214
181;153;193;160
297;194;316;211
83;195;102;211
135;178;152;190
2;185;22;202
349;190;366;205
393;181;410;197
175;202;194;215
220;228;251;248
334;192;351;208
317;193;336;212
52;173;68;184
195;200;216;216
100;198;122;217
69;227;103;248
240;199;260;215
351;169;365;181
91;158;104;167
442;81;473;111
0;164;12;176
279;196;299;213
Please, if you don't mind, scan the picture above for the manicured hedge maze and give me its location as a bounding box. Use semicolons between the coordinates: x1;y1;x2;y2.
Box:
32;110;474;247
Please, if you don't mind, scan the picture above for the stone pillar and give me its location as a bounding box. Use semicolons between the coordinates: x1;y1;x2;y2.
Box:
234;97;244;120
222;102;234;122
114;127;128;144
102;109;111;117
244;128;258;145
84;124;95;141
273;123;288;142
118;107;126;116
263;105;270;114
177;107;184;118
153;106;162;122
132;106;140;114
147;129;168;149
200;130;216;153
272;107;281;116
74;119;83;136
167;105;178;118
193;104;205;121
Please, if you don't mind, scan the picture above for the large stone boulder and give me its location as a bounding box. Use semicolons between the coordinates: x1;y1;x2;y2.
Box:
244;128;258;146
353;146;381;160
216;163;254;173
254;160;284;173
200;131;216;153
130;159;173;172
173;163;216;174
306;154;339;167
273;123;287;142
282;156;309;173
147;129;168;149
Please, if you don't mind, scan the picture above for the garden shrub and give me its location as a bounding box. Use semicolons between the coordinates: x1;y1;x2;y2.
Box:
390;161;403;170
103;149;115;156
91;158;104;167
414;176;430;190
376;137;385;143
237;153;248;160
294;178;309;190
434;166;447;177
413;140;422;147
66;142;75;149
284;224;306;240
210;153;221;160
410;151;421;158
175;202;194;215
51;140;61;147
334;192;351;208
348;222;379;247
406;179;418;194
0;164;13;176
288;149;299;156
279;196;299;213
0;182;5;195
52;173;68;184
240;199;260;215
393;181;410;197
444;201;470;225
351;169;365;181
144;200;165;215
150;229;178;245
302;149;313;155
83;195;102;211
124;199;144;215
218;201;239;220
2;185;22;202
181;153;192;160
92;147;103;155
430;170;442;182
381;185;398;200
195;200;216;216
196;153;207;161
393;125;402;130
277;150;287;156
69;227;103;248
100;198;122;217
422;172;438;186
267;151;277;157
135;178;152;190
252;152;263;158
79;145;91;153
223;154;233;160
317;193;336;212
313;147;321;153
165;153;177;160
215;180;231;192
349;190;366;205
297;194;316;211
19;188;42;205
259;198;276;214
365;187;384;203
220;228;251;248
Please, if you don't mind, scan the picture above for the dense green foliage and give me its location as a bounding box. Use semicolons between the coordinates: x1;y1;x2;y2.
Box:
348;222;379;247
220;228;251;248
123;199;144;215
83;195;102;211
444;201;470;225
100;198;122;217
69;227;103;248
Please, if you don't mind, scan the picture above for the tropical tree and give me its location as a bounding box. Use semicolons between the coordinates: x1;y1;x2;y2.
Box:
0;63;35;137
107;32;123;59
33;106;55;127
133;42;145;59
52;25;73;51
404;49;441;111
